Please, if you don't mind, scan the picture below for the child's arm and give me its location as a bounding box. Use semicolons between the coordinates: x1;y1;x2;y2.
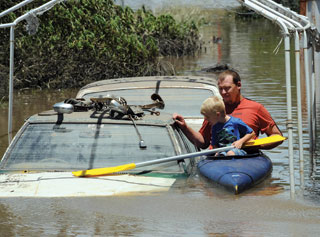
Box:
232;131;255;149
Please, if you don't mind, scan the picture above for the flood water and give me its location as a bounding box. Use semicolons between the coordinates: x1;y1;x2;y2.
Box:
1;1;320;236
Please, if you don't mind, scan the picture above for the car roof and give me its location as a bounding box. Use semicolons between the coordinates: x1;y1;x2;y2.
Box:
76;75;218;98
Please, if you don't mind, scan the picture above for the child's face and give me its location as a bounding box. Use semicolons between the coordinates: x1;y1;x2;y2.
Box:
204;112;220;125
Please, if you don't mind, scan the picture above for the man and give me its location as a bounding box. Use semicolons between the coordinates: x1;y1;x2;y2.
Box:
173;70;283;150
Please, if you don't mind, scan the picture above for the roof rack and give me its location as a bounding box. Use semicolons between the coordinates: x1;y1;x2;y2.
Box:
54;93;164;119
53;93;165;149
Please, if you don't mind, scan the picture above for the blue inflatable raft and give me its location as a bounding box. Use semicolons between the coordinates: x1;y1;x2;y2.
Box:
197;152;272;194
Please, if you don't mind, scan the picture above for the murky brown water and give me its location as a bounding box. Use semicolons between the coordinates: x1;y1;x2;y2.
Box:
1;2;320;236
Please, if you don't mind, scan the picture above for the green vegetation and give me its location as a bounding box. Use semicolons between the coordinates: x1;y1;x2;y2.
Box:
0;0;199;98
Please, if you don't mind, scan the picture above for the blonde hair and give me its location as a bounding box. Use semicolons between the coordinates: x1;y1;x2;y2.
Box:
200;96;225;117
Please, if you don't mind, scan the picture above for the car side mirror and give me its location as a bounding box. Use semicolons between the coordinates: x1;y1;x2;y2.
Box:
53;102;74;114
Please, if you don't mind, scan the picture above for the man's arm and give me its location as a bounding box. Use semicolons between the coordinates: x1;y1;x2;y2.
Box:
260;124;283;149
256;103;283;150
247;124;283;151
173;113;210;149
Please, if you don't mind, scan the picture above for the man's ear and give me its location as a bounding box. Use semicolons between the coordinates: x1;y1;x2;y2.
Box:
237;81;241;89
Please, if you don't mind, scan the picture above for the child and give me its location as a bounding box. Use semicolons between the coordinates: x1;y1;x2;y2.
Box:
200;96;255;156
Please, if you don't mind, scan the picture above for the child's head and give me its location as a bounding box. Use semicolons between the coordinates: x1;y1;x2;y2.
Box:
200;96;226;123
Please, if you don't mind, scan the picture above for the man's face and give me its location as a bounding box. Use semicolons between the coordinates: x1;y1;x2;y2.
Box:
218;75;241;105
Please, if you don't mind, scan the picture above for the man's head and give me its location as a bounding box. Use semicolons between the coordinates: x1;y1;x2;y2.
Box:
200;96;226;125
217;70;242;105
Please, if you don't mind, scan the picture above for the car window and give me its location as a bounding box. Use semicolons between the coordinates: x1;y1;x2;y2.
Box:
174;128;198;154
81;88;214;117
2;123;178;171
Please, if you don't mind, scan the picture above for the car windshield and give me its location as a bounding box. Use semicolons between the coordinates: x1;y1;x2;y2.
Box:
82;88;214;117
2;123;177;171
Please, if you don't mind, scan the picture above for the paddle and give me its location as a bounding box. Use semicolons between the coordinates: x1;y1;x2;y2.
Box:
72;135;286;177
243;134;286;147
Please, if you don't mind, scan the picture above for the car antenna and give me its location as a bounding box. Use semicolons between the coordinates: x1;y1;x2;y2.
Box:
128;114;147;149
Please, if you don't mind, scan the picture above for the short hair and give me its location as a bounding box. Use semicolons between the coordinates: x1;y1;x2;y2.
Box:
200;96;225;117
218;69;241;85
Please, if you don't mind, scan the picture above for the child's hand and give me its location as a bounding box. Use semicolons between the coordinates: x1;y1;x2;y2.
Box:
232;140;243;149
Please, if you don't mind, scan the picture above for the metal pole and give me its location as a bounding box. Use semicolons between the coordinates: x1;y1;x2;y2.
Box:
263;0;310;25
254;0;306;189
311;1;320;152
311;71;316;143
0;0;34;18
295;31;304;190
0;0;65;143
303;30;313;151
284;34;295;198
251;0;304;28
238;0;296;198
136;146;234;168
8;26;15;143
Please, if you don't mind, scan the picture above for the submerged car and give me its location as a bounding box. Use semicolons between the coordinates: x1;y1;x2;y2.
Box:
0;94;199;197
76;75;219;130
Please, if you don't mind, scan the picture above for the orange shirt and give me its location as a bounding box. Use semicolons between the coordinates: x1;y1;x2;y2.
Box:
199;98;276;142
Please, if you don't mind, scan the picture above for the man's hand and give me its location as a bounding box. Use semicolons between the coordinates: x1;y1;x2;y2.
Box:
262;125;284;149
172;113;209;149
173;113;187;129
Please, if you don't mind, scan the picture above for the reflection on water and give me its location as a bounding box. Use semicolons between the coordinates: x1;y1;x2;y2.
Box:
1;193;320;236
1;5;320;236
0;203;15;236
